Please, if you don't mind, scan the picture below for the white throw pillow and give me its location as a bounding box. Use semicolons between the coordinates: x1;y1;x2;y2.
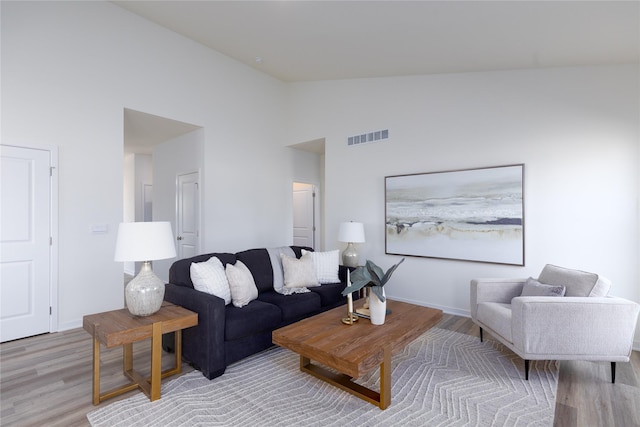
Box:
302;249;340;284
281;252;319;288
225;261;258;308
190;257;231;305
520;277;566;297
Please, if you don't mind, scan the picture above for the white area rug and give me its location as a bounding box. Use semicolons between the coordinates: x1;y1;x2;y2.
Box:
87;328;558;426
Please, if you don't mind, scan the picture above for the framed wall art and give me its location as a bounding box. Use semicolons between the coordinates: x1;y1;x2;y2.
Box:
385;164;524;265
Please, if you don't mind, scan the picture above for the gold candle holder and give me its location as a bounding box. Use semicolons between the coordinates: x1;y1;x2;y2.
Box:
341;313;359;325
341;291;358;324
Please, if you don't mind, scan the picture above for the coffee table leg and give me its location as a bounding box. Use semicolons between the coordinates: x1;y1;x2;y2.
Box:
150;322;162;401
300;353;392;410
379;346;391;409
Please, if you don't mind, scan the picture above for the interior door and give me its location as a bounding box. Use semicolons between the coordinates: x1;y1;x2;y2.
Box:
176;172;199;259
293;182;315;248
1;145;51;342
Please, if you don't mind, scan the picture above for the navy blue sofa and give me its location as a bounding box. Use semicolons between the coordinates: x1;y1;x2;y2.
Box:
163;246;351;380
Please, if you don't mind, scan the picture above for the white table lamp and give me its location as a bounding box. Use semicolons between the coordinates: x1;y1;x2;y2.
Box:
338;222;365;267
114;221;176;316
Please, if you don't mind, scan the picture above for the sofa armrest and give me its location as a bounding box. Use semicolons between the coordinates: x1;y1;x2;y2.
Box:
164;283;228;379
511;296;640;360
470;278;526;319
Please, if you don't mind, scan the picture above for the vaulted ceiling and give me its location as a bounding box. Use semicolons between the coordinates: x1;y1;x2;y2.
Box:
113;1;639;83
114;1;639;152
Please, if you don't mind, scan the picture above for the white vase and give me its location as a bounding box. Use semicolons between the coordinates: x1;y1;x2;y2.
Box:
369;288;386;325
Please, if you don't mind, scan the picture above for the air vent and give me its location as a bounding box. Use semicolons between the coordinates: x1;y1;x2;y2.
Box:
347;129;389;146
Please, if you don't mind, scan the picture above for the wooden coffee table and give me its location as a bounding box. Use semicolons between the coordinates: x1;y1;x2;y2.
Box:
83;302;197;405
272;300;442;409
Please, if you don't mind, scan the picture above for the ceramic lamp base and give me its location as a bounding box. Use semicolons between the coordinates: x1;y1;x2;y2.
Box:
342;242;359;267
125;261;164;316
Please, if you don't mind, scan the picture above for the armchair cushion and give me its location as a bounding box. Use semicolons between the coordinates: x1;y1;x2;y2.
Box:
477;302;513;343
520;277;565;297
538;264;610;297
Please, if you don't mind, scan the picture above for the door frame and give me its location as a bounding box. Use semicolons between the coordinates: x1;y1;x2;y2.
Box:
175;170;202;259
1;143;59;334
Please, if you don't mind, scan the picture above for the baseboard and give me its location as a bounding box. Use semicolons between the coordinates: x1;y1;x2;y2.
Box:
634;339;640;352
57;319;83;332
387;295;471;318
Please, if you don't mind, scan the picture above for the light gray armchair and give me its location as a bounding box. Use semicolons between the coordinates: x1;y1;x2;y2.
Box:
470;264;639;382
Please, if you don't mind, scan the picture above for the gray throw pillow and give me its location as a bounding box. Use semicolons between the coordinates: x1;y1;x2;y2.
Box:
520;277;566;297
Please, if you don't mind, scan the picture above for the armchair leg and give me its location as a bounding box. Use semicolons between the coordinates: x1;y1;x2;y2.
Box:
479;327;483;342
611;362;616;384
524;360;530;380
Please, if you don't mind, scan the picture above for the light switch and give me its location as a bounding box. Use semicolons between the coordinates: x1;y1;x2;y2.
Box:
91;224;109;234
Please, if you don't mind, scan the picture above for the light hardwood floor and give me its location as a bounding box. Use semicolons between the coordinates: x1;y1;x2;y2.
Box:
1;313;638;427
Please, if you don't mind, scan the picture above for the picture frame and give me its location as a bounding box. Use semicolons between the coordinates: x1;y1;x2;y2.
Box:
385;164;524;265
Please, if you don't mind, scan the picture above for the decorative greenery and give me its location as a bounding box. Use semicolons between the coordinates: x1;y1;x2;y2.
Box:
341;258;405;303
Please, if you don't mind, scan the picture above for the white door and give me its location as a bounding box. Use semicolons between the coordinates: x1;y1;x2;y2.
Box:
293;182;315;248
176;172;199;259
1;145;51;342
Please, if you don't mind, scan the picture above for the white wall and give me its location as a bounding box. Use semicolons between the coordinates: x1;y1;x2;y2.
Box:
122;153;135;275
288;65;640;346
1;1;291;329
123;153;156;276
152;129;204;282
123;153;135;223
134;154;152;222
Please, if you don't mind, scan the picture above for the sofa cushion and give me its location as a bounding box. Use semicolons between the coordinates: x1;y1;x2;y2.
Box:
538;264;611;297
476;302;513;343
226;261;259;308
236;249;274;293
225;300;282;341
520;277;565;297
258;290;322;322
309;282;345;307
281;252;319;289
190;257;231;304
302;249;340;284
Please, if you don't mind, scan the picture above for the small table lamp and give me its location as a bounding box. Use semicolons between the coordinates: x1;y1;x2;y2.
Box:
114;221;177;316
338;222;365;267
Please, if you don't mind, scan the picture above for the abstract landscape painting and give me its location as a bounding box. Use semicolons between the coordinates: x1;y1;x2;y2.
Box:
385;164;524;265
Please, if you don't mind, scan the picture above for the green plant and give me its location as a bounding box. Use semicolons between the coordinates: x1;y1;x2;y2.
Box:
341;258;405;303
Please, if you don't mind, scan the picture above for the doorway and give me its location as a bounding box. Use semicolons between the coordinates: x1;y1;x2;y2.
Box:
0;144;58;342
123;107;202;274
293;182;316;248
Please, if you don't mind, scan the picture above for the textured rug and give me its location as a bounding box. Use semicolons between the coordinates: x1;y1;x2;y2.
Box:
87;328;558;427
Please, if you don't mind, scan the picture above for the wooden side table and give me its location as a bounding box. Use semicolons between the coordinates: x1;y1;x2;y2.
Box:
83;302;197;405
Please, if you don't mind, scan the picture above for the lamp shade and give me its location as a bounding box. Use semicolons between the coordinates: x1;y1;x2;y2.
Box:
338;222;365;243
114;221;177;262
